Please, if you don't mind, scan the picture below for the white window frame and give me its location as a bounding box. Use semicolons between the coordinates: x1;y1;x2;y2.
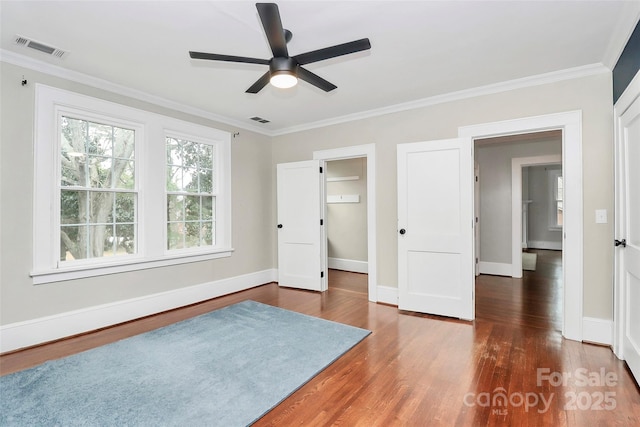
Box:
548;168;563;231
32;85;232;284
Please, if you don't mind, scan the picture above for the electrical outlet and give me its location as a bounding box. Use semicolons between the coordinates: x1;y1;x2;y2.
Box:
595;209;607;224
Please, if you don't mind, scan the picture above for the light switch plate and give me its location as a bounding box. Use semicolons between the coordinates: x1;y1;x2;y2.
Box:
595;209;607;224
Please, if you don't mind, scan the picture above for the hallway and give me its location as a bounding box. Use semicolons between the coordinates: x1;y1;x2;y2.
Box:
475;249;563;331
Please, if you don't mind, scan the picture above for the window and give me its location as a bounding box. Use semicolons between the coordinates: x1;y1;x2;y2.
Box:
33;85;231;284
548;168;563;230
166;137;215;250
60;116;137;261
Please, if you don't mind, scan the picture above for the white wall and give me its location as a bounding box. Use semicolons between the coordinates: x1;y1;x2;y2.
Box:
527;164;563;249
0;62;274;326
475;136;562;264
326;158;368;264
271;72;614;320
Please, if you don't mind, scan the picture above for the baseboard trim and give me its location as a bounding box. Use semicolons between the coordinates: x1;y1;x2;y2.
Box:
478;261;513;277
377;286;398;306
582;317;613;346
328;257;368;274
528;240;562;250
0;269;277;353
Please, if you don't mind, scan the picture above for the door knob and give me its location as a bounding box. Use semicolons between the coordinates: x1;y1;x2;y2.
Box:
277;224;283;229
399;228;406;235
615;239;626;247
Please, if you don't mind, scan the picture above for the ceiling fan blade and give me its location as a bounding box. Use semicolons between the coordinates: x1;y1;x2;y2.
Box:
189;51;269;65
246;71;271;94
297;67;337;92
256;3;288;58
294;38;371;65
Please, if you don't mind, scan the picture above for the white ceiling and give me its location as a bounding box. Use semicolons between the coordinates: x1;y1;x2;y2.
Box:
2;1;639;135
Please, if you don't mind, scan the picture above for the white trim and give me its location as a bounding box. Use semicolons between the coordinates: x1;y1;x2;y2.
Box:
512;155;563;278
459;111;583;342
528;241;562;251
273;64;607;136
31;249;233;285
0;49;269;136
313;144;377;302
328;257;368;274
32;84;232;284
582;317;613;346
376;286;398;306
2;49;608;138
0;269;277;353
478;262;512;277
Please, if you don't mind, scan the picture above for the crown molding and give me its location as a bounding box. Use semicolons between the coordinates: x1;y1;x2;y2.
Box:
1;49;609;138
0;49;272;136
271;63;610;136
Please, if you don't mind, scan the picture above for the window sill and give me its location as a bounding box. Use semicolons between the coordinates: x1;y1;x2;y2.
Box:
31;249;234;285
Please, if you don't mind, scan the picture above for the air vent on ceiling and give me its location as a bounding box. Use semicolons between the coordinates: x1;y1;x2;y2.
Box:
14;35;67;59
250;116;270;124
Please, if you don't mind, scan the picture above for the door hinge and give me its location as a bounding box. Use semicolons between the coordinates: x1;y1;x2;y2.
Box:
320;219;324;225
319;166;323;173
321;271;324;278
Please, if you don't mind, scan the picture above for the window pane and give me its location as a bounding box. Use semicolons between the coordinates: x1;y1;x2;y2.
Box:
89;191;114;224
61;225;87;261
89;156;112;188
116;224;135;254
185;196;200;220
202;221;213;246
115;193;135;223
167;223;184;250
202;196;213;220
184;168;198;192
200;169;213;193
185;222;200;248
88;123;113;156
167;194;184;221
199;144;213;169
61;190;83;224
89;224;113;257
113;127;134;159
557;176;563;201
167;166;183;191
166;138;181;166
115;160;135;189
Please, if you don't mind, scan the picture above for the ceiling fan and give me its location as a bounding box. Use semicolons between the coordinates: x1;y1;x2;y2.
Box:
189;2;371;93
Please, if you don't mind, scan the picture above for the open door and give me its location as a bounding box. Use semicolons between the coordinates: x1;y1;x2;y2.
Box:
276;160;326;292
397;138;474;319
615;88;640;384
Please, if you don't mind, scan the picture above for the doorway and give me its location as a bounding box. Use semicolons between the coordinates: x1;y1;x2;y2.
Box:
313;144;377;301
324;158;369;295
459;110;583;341
473;132;563;331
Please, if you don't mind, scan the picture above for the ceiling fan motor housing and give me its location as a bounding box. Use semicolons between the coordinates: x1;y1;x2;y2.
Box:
270;56;298;77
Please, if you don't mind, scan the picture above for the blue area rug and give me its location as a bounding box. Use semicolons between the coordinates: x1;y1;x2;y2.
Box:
0;300;370;426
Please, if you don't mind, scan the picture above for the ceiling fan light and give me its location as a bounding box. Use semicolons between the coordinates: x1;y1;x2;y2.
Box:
270;71;298;89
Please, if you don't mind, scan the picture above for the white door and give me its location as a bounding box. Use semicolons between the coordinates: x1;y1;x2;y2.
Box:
277;160;326;291
397;138;474;319
616;91;640;383
474;162;480;276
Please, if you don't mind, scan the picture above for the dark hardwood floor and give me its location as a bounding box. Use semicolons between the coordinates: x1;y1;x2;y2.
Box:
476;249;563;331
2;256;639;425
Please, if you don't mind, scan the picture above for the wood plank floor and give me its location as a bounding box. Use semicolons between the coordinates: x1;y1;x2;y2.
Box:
2;257;639;425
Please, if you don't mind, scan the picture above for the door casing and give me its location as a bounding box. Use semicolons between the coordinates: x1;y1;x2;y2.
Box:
459;111;583;341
